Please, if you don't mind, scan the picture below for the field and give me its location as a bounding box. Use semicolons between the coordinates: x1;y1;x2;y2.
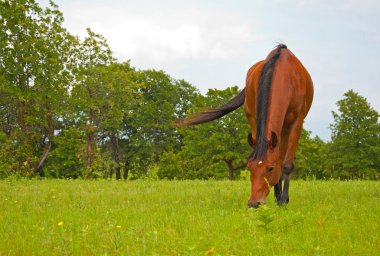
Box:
0;179;379;255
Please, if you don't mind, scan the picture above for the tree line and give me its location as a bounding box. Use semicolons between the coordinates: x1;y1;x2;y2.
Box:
1;0;379;180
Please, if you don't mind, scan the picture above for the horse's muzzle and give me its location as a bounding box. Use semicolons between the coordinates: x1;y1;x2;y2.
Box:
247;201;261;208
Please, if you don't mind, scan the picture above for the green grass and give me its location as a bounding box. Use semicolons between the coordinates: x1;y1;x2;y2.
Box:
0;179;379;255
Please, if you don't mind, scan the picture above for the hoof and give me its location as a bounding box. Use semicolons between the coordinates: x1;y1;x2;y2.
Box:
276;197;289;206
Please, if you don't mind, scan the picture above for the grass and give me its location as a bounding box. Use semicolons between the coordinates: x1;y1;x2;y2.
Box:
0;179;379;255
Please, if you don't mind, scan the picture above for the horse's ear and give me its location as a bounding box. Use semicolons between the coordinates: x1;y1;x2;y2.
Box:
247;133;256;148
270;131;278;149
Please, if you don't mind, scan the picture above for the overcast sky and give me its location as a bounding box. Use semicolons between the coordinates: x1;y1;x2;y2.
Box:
40;0;380;140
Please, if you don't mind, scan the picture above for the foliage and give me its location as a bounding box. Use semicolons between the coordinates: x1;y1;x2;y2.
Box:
326;90;380;179
44;127;85;178
0;0;78;176
255;205;275;232
114;69;200;178
0;1;199;179
158;86;251;180
293;129;326;179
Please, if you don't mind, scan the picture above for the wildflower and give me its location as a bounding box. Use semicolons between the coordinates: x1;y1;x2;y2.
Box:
116;225;121;229
205;248;215;255
58;221;64;226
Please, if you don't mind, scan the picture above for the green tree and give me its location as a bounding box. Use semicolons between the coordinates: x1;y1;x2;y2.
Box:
293;129;326;179
94;62;141;179
43;62;140;179
44;127;85;178
0;0;77;176
125;70;199;178
70;28;114;178
158;86;250;180
326;90;380;179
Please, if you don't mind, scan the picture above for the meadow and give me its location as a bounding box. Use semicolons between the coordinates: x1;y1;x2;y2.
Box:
0;179;379;255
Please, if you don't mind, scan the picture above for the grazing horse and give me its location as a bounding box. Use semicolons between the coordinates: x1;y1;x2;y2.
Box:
176;44;313;208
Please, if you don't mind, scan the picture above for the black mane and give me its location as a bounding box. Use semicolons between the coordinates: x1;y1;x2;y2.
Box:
250;44;287;160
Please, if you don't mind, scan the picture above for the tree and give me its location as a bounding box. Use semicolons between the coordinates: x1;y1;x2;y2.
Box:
43;62;140;179
124;70;199;178
69;28;114;178
326;90;380;179
158;86;251;180
94;62;141;179
293;129;326;179
0;0;78;176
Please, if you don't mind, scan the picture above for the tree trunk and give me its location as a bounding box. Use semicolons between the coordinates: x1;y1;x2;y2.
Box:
225;160;235;180
115;166;121;180
34;142;51;176
34;104;54;176
3;112;12;137
224;160;247;180
123;160;130;180
86;108;94;178
17;101;25;129
110;133;121;180
17;71;29;140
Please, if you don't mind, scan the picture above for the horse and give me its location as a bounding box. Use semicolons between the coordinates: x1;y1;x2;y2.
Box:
176;44;313;208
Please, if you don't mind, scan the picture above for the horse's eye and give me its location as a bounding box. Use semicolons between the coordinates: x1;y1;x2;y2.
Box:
267;167;274;173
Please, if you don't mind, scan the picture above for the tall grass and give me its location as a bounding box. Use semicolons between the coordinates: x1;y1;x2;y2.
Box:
0;179;379;255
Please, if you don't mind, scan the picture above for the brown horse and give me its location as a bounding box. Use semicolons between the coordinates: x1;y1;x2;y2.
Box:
176;44;313;208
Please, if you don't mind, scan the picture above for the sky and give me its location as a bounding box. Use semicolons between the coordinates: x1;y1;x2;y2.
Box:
39;0;380;141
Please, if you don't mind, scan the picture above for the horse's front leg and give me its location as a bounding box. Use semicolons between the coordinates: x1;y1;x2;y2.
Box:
278;118;303;206
279;163;294;205
274;176;282;203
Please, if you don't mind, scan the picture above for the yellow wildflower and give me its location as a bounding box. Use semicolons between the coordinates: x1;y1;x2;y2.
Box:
58;221;64;226
205;248;215;255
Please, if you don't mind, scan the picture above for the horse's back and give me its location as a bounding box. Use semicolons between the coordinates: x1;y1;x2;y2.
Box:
244;47;313;133
272;48;313;118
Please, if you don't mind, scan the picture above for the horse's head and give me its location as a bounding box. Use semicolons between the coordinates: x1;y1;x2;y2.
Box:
247;132;282;208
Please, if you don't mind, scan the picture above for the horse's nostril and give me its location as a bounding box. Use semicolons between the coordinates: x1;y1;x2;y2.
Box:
253;202;261;208
248;201;261;208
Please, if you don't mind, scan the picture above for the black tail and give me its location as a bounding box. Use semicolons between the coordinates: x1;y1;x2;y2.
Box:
175;88;245;127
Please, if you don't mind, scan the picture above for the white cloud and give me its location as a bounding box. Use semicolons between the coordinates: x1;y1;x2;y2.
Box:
59;1;262;64
110;22;202;62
